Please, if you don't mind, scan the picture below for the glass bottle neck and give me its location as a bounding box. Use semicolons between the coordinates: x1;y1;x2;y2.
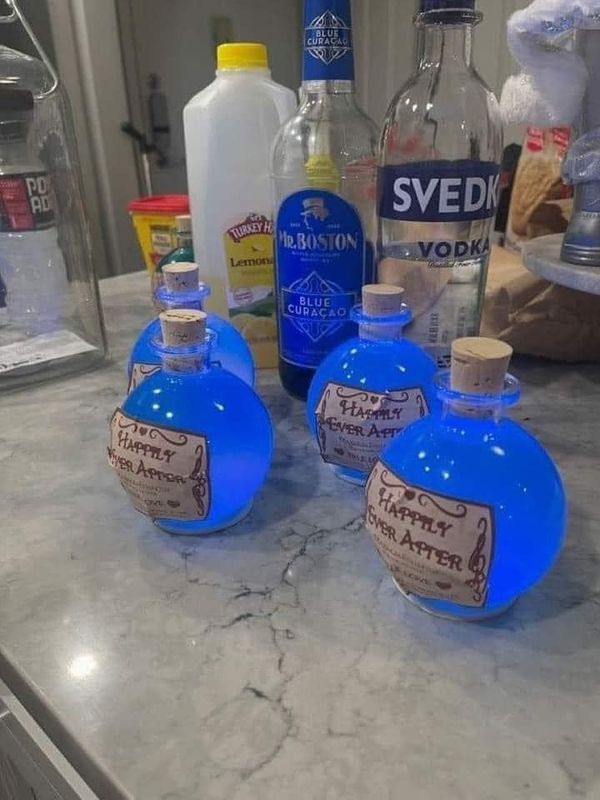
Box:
419;23;473;70
176;235;193;250
302;80;355;96
161;350;209;375
359;323;403;342
441;399;503;424
157;296;204;314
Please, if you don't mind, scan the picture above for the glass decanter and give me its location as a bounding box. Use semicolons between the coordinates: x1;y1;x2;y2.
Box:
110;309;273;535
307;284;437;486
0;2;106;388
365;337;567;621
127;262;254;393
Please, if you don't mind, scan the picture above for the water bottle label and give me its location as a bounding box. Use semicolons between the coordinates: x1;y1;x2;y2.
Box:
108;409;211;521
303;0;355;82
276;189;366;369
365;461;495;607
378;160;500;223
315;383;430;474
0;171;55;232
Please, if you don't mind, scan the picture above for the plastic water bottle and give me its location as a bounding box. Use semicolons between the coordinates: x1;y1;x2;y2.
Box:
0;86;68;336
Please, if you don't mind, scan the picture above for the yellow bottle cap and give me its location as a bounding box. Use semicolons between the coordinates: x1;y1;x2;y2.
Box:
217;43;269;71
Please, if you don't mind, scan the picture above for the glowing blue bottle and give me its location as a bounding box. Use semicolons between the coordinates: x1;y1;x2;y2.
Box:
110;309;272;535
307;284;437;486
127;262;254;392
365;338;567;621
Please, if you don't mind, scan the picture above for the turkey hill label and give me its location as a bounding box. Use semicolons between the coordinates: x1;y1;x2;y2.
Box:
366;461;495;607
315;382;429;473
108;409;210;520
223;213;277;368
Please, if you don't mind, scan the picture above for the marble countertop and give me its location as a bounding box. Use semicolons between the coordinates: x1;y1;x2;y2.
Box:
1;271;600;800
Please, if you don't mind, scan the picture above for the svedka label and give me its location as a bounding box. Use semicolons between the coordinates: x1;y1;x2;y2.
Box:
365;462;495;607
378;160;500;223
303;0;354;81
315;383;429;473
0;171;55;232
276;189;365;369
108;409;210;521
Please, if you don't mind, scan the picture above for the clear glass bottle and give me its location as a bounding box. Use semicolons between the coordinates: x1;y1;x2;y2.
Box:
365;338;567;621
378;0;503;369
110;309;273;536
307;284;437;485
127;262;254;393
0;2;106;388
272;0;379;400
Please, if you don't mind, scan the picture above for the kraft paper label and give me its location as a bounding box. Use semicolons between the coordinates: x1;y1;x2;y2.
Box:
223;213;277;368
108;409;210;521
365;461;495;607
128;362;160;394
315;383;429;473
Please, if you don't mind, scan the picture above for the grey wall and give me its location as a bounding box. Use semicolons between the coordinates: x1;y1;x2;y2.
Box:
119;0;302;195
0;0;56;65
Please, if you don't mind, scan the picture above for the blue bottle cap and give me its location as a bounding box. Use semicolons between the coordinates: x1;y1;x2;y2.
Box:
421;0;475;10
303;0;354;82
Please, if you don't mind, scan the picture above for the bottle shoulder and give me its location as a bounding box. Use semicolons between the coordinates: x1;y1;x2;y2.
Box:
272;97;379;163
124;367;266;425
381;67;502;163
386;415;559;468
310;337;437;392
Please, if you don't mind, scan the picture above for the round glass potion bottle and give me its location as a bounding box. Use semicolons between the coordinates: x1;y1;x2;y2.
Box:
365;338;567;621
307;284;437;486
111;309;273;535
127;262;254;393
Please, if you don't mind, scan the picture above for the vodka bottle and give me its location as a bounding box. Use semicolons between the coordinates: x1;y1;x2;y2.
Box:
0;87;68;336
378;0;503;368
272;0;379;400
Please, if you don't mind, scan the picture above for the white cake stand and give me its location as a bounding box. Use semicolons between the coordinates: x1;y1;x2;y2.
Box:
523;234;600;296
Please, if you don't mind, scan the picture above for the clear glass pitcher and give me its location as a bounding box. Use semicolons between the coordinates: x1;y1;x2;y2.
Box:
0;0;106;388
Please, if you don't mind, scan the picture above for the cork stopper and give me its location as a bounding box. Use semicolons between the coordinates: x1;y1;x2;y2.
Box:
362;284;405;317
451;337;513;395
159;309;206;347
162;262;199;293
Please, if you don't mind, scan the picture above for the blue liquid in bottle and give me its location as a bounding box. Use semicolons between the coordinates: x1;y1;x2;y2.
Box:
307;285;437;485
112;309;273;535
127;262;254;392
365;341;567;621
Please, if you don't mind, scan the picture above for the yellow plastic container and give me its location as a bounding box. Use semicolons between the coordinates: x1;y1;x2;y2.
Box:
128;195;190;274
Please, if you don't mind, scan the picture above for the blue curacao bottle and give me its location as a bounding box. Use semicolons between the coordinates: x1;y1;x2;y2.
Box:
307;284;437;485
365;337;567;621
110;309;273;535
127;262;254;393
